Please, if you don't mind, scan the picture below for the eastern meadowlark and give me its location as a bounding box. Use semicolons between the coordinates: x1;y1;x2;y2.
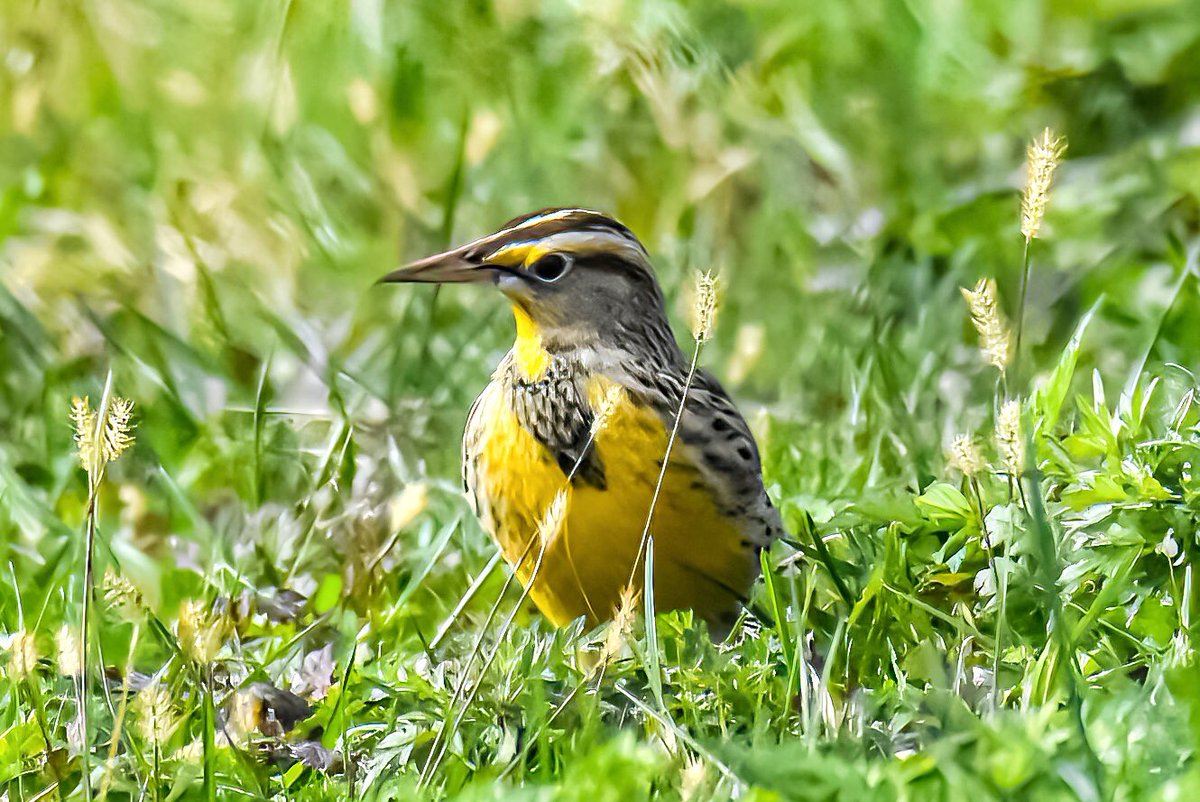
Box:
381;208;781;637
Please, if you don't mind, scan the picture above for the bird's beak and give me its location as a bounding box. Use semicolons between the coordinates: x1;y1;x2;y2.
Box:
377;243;497;285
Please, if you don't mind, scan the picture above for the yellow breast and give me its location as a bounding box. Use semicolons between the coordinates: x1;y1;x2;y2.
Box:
466;369;756;632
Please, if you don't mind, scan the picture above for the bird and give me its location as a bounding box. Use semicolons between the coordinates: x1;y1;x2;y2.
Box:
380;208;781;637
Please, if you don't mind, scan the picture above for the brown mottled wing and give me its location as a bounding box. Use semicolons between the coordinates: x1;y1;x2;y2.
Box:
625;363;782;550
680;369;782;548
461;382;492;527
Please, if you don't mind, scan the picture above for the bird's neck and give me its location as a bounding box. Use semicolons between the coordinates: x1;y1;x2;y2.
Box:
508;302;687;383
511;304;553;381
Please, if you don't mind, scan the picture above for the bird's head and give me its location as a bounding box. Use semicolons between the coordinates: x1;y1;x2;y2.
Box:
380;208;673;354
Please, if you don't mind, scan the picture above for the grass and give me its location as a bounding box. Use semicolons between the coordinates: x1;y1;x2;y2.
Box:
3;0;1200;799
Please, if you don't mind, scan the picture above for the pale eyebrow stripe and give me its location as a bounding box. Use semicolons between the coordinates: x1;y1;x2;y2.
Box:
500;209;640;243
526;230;648;262
486;230;647;267
464;210;600;261
471;210;644;266
502;208;601;235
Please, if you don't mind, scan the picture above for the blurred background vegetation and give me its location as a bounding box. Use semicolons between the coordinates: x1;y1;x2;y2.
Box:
2;0;1200;799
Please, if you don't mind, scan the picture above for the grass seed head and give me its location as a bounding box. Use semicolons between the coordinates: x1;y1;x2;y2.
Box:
102;397;136;463
996;399;1026;476
960;279;1012;371
178;600;229;664
680;755;709;800
56;626;81;677
1021;128;1067;241
72;394;136;475
537;490;569;551
104;569;144;620
590;384;625;437
136;681;176;745
598;583;641;671
7;630;38;680
176;738;207;763
227;687;263;742
691;270;719;343
948;434;985;477
71;396;98;471
389;482;428;532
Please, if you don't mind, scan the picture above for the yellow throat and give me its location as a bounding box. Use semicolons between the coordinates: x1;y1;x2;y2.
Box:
511;304;551;380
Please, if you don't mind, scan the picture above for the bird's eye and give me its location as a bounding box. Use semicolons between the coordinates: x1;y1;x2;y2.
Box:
528;253;573;283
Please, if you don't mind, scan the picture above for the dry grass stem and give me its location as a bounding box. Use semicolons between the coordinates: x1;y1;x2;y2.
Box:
71;384;137;802
633;270;718;589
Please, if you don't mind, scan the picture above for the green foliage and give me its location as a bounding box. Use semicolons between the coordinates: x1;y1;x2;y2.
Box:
2;0;1200;799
